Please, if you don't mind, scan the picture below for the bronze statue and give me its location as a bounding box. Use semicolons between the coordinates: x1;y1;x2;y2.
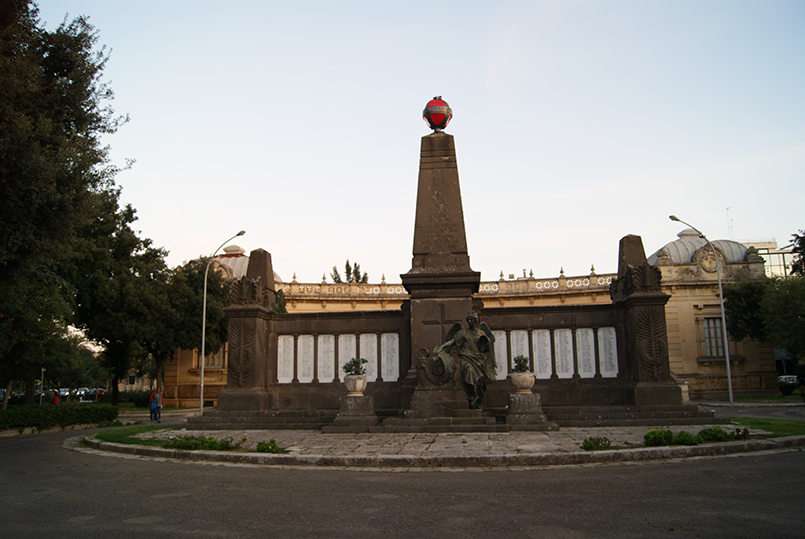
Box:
433;311;496;409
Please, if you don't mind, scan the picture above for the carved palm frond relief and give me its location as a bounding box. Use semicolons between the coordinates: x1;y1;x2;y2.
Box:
636;308;668;381
230;277;263;306
630;263;663;294
228;318;255;387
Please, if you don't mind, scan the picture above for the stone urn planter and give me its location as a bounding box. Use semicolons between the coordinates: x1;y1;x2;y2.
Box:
343;374;368;396
509;372;536;394
342;358;369;396
510;355;536;394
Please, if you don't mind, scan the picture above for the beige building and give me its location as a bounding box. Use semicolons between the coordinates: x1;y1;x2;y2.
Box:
163;232;776;407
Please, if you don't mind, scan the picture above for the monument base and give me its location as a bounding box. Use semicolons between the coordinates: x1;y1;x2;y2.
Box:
505;392;558;431
216;388;270;412
321;395;381;433
404;386;475;419
633;382;683;407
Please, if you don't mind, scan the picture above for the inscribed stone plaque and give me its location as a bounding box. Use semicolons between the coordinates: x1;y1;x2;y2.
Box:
317;335;335;382
359;333;378;382
576;328;595;378
511;330;529;365
381;333;400;382
277;335;294;384
297;335;315;383
598;327;618;378
492;330;508;380
554;329;574;379
532;329;552;379
338;334;356;381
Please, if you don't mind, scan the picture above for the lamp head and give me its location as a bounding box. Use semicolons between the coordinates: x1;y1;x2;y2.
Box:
669;215;681;222
236;230;246;236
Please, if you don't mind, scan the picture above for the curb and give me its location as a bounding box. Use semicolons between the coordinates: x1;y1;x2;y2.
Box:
82;434;805;469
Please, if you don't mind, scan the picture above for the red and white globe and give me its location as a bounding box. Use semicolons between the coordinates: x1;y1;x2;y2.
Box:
423;96;452;131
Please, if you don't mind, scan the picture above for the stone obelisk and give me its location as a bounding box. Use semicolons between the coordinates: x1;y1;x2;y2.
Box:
400;98;481;408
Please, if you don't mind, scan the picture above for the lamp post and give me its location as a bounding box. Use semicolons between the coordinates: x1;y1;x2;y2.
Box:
200;230;245;414
669;215;734;403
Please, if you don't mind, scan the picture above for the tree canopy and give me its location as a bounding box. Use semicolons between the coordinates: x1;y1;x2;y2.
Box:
330;259;368;283
723;231;805;363
1;3;237;405
0;2;126;401
790;230;805;276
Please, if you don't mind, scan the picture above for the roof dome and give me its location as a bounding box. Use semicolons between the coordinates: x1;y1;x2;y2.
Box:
648;228;749;265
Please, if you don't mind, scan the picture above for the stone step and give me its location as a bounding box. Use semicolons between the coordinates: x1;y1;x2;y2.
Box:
544;405;703;414
183;422;335;430
542;405;727;427
546;410;716;421
550;417;730;428
380;424;510;433
384;416;496;427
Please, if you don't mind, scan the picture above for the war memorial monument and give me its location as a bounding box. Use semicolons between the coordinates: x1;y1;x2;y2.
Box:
188;98;718;433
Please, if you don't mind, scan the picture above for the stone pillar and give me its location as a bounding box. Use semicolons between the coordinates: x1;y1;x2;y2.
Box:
217;249;277;411
400;132;482;416
610;235;682;406
506;393;557;431
401;133;480;360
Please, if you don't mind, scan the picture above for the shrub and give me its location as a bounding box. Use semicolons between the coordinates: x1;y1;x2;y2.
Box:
697;427;733;442
581;436;611;451
342;357;368;376
671;431;700;446
256;439;289;454
164;434;234;451
113;390;154;408
644;429;674;447
0;403;119;431
778;382;797;396
512;355;531;373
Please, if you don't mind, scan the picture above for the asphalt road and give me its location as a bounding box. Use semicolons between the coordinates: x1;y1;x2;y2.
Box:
1;421;804;539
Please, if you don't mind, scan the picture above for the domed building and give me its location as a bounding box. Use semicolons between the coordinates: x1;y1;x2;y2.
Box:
647;229;774;399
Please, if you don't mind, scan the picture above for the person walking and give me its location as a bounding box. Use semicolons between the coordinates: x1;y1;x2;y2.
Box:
150;386;163;423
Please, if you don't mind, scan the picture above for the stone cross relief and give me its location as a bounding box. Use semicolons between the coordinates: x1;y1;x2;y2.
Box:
417;303;463;387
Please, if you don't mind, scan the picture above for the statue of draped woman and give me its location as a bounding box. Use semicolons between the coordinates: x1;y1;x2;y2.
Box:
432;311;496;409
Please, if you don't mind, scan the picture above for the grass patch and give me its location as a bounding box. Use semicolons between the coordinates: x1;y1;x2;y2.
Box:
93;425;171;447
730;417;805;437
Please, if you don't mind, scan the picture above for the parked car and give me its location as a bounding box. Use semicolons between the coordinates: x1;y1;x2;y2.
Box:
778;375;797;384
82;388;108;401
72;387;89;398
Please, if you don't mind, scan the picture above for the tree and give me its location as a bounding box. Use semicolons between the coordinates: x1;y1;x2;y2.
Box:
762;277;805;361
63;190;170;405
139;257;230;390
0;2;125;396
723;277;770;344
790;230;805;276
330;259;368;283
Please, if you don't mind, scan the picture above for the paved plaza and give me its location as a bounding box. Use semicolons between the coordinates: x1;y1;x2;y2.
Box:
73;400;805;470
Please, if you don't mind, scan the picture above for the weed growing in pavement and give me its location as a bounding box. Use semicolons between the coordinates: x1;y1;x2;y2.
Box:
256;439;289;453
581;436;612;451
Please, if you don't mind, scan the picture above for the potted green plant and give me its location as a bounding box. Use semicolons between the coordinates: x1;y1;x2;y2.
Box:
509;355;536;393
342;357;369;396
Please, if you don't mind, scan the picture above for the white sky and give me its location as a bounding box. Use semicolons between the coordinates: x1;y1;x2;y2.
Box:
38;1;804;283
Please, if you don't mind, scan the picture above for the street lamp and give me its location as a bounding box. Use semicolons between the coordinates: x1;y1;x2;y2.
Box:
669;215;734;403
200;230;246;414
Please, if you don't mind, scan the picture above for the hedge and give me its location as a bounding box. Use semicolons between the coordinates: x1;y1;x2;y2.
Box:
0;403;119;431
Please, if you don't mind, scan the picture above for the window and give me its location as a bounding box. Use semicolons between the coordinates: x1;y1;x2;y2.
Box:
703;318;725;358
